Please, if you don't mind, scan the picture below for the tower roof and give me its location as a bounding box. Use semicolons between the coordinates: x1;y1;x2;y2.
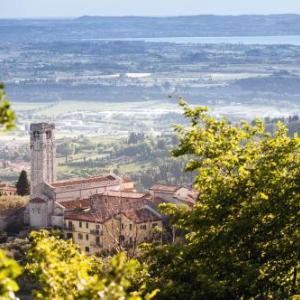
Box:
30;122;55;132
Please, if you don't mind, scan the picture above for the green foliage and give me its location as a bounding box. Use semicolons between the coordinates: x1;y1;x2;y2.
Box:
26;231;158;300
15;170;30;196
0;250;22;300
146;99;300;299
0;84;16;131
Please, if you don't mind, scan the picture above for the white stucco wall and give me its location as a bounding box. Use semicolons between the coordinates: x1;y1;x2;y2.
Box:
55;183;121;202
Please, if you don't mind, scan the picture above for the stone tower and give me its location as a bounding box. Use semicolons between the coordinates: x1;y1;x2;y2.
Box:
30;122;56;195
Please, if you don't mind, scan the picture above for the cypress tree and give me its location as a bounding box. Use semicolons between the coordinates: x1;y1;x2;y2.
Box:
16;170;30;196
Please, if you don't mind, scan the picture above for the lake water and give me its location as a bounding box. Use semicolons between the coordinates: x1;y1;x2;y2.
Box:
91;35;300;46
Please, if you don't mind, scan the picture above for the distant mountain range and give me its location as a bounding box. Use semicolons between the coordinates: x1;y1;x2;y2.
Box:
1;15;300;42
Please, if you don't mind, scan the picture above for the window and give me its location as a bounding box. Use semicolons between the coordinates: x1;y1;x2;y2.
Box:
86;222;89;229
96;236;101;246
152;223;158;228
67;221;73;230
86;234;89;241
121;223;124;229
140;224;147;230
96;224;100;230
129;224;133;231
37;208;41;214
85;246;90;253
119;235;125;244
129;237;133;245
79;221;82;228
78;233;83;240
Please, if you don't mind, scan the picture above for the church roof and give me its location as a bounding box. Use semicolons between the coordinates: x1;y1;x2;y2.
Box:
98;191;145;198
51;175;118;188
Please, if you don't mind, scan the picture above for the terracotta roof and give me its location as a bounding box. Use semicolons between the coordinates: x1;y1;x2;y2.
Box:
150;196;169;206
174;188;199;204
122;177;133;183
100;191;145;198
65;211;103;223
30;197;47;203
150;184;180;193
64;190;166;225
0;186;16;191
59;199;91;210
0;182;16;190
51;175;118;188
91;192;151;212
124;208;161;223
65;207;161;224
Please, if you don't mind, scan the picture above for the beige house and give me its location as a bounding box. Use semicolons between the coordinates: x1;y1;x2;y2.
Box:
64;206;162;255
63;191;163;254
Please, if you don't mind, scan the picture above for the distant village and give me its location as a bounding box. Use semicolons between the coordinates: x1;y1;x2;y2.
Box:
1;122;197;254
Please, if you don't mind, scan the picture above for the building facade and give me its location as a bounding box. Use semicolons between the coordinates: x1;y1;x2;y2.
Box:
27;122;197;254
64;203;162;255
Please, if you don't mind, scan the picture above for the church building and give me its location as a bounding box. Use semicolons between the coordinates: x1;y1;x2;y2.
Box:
28;122;134;228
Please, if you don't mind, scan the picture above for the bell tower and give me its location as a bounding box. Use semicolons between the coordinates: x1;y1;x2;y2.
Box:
30;122;56;195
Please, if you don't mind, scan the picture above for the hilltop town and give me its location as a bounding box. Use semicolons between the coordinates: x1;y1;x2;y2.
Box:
1;122;197;254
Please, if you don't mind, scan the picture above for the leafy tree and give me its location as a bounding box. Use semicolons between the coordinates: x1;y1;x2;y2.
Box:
146;100;300;299
0;83;16;131
15;170;30;196
0;250;22;299
26;231;158;300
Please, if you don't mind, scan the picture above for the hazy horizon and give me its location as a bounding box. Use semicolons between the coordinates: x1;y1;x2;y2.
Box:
1;0;300;19
2;13;300;20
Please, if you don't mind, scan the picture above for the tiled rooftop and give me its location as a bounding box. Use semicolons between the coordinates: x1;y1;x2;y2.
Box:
150;184;180;193
51;175;118;188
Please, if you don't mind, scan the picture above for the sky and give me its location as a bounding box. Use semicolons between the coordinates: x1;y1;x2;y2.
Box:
1;0;300;18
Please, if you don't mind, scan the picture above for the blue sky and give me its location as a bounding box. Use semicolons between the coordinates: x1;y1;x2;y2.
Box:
1;0;300;18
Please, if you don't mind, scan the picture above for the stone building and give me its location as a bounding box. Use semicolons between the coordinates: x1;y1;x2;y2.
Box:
64;191;163;254
28;122;135;228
